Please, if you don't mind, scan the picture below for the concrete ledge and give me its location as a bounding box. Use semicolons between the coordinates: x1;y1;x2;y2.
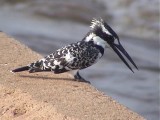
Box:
0;32;145;120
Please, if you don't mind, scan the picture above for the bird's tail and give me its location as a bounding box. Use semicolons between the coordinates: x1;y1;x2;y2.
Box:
11;66;30;73
11;60;48;73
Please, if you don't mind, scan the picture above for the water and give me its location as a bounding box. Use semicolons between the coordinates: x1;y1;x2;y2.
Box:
0;1;159;119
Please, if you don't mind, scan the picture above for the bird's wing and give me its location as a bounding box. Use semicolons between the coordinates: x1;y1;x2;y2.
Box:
29;41;100;73
37;43;80;73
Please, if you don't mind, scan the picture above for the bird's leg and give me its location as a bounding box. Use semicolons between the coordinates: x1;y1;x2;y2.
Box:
74;71;90;84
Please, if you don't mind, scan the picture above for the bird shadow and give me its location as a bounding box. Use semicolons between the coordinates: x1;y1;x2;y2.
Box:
19;74;90;84
19;74;74;81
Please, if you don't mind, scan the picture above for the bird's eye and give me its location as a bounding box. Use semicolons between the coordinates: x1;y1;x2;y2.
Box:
106;35;114;44
109;35;114;40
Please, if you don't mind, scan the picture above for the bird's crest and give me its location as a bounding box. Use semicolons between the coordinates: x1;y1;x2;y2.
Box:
90;18;103;29
90;18;113;36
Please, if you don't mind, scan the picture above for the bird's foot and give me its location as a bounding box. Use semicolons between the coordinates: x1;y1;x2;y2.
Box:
74;72;90;84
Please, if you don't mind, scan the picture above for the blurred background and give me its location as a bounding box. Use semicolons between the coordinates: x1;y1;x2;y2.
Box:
0;0;159;119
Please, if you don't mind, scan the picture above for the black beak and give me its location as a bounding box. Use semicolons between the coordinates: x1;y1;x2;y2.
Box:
109;41;138;73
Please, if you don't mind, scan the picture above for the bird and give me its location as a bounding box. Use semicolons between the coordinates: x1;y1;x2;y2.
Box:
11;18;138;83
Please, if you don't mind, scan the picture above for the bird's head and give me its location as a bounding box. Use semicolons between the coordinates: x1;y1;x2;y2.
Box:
90;18;138;72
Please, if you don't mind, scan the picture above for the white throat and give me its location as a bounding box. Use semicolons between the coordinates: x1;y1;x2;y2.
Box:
85;33;107;49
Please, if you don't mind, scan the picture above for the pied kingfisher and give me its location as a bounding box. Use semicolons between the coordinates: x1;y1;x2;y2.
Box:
11;18;138;83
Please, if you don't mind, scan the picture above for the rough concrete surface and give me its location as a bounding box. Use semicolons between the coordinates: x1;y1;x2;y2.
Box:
0;32;145;120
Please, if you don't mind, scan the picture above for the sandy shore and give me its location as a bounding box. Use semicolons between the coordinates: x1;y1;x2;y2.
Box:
0;32;145;120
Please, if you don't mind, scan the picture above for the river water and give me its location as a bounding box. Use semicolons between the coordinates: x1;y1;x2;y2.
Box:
0;1;159;120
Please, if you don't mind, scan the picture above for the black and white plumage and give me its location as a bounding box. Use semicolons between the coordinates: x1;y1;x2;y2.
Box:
11;18;138;83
